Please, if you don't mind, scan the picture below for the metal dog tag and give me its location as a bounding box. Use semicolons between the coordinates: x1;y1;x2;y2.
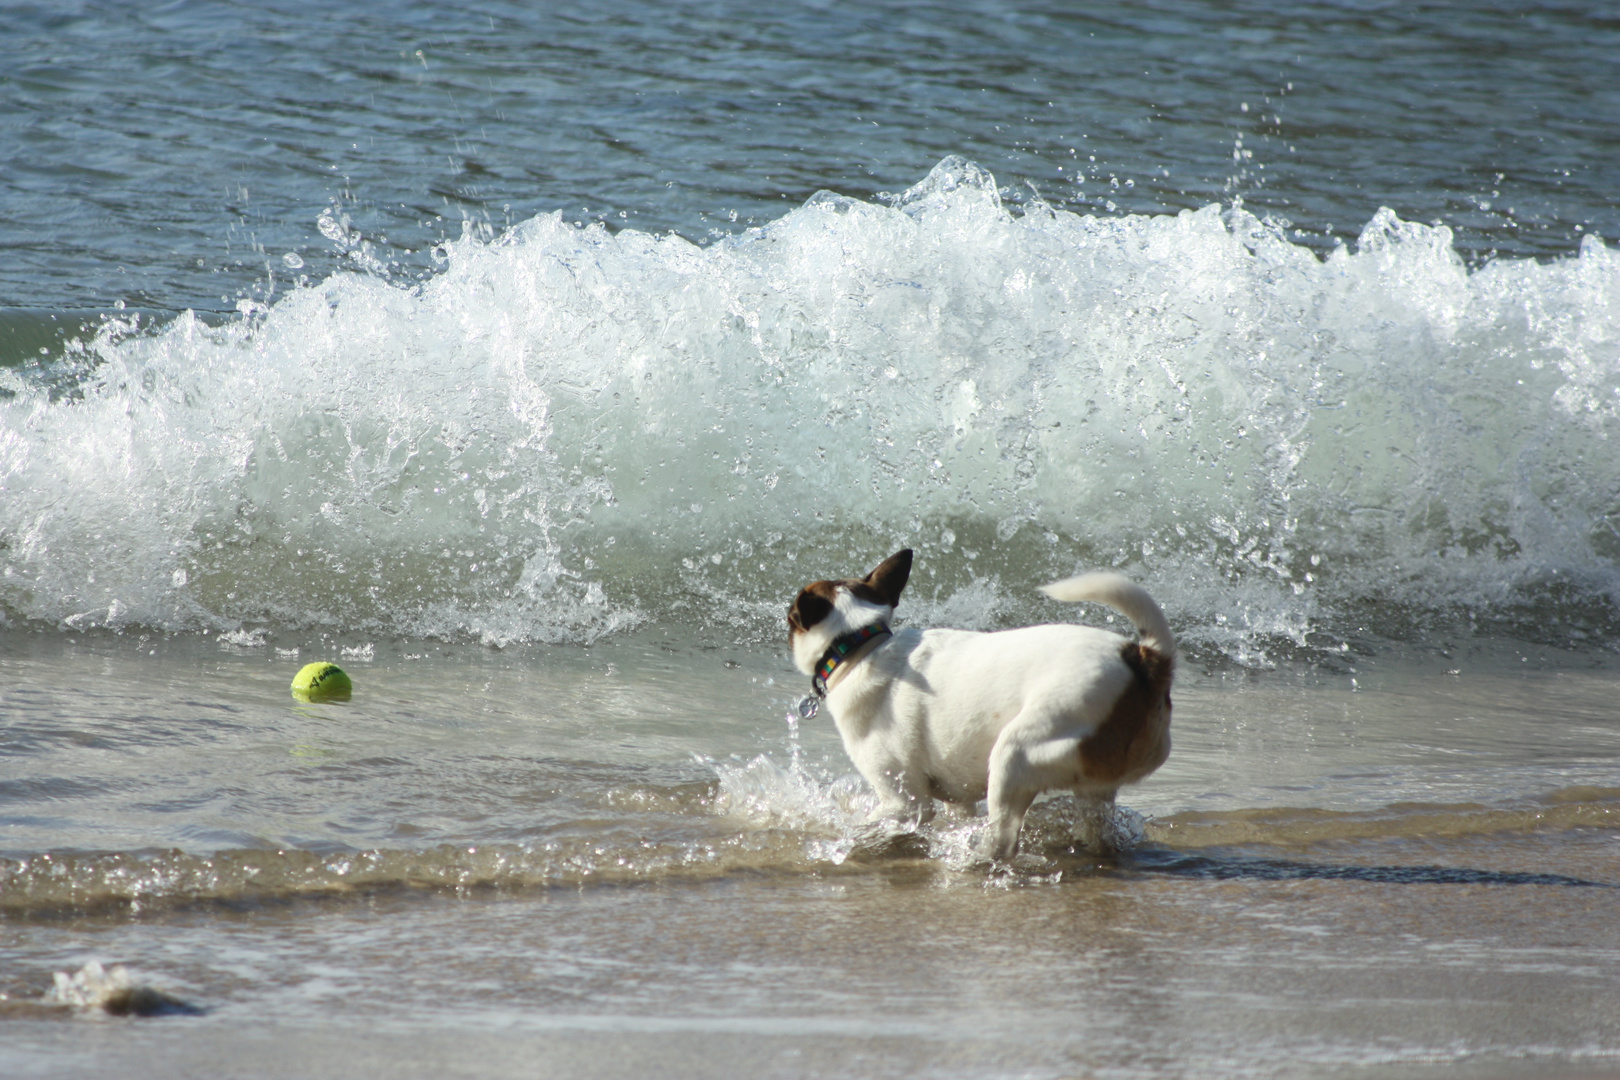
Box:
795;695;820;720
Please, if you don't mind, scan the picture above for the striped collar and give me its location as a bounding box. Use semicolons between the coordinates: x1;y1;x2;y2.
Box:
811;623;891;698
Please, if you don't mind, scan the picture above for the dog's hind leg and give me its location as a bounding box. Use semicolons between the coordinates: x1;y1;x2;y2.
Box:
985;780;1036;862
1069;789;1122;853
984;724;1081;861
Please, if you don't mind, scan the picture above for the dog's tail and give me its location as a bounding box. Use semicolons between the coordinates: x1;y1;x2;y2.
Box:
1039;573;1175;659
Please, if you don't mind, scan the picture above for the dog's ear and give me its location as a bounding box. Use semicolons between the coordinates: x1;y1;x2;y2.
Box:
864;549;912;608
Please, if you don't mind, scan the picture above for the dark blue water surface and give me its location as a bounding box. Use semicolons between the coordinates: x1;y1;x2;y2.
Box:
2;0;1616;326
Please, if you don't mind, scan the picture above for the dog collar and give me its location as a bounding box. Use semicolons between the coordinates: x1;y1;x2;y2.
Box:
811;623;891;699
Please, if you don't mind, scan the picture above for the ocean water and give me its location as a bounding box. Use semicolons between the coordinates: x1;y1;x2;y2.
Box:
3;2;1619;1077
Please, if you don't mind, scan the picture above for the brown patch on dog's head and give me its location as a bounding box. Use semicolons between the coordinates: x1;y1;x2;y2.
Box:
787;550;912;645
788;580;838;637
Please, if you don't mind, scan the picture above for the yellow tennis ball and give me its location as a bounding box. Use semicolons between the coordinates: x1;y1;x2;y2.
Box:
290;661;352;702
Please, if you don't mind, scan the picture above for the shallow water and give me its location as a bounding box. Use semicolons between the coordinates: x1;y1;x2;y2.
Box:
2;634;1618;1077
4;1;1620;1075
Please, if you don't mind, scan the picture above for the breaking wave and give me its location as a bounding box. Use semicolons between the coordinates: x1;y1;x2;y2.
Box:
3;158;1618;657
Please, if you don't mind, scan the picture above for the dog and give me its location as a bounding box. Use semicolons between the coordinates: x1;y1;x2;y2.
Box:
787;549;1173;860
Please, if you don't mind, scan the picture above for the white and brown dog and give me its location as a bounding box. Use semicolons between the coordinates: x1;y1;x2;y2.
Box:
788;549;1174;860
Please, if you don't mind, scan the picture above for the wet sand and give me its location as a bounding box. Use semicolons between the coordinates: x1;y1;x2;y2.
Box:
3;838;1618;1079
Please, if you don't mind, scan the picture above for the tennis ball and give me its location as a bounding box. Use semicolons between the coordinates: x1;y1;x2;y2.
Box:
290;661;352;702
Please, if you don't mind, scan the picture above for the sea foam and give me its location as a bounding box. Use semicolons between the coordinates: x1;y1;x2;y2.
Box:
3;158;1617;653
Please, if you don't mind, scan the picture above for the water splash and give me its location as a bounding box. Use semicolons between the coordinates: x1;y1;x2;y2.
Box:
709;732;1149;871
44;960;198;1016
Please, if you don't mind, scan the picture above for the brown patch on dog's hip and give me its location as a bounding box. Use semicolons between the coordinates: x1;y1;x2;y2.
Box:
1079;642;1173;785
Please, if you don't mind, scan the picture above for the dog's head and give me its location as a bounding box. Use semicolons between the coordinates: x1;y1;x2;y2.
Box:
787;549;912;675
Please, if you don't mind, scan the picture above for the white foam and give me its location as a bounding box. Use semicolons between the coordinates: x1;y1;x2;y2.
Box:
3;158;1617;652
45;961;131;1008
41;960;188;1014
